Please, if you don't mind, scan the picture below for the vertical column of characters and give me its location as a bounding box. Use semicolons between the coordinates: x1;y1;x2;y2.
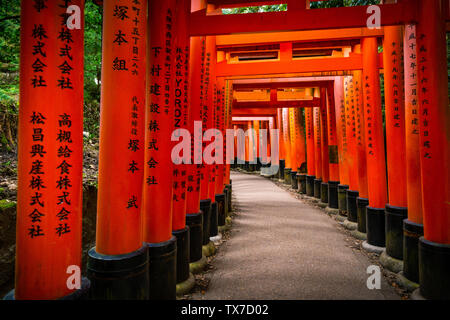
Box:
335;77;349;187
353;67;368;199
215;77;225;194
224;80;232;184
313;107;322;180
383;26;407;208
326;83;339;182
305;107;315;177
416;1;450;244
200;36;211;201
362;38;387;209
16;0;84;300
282;108;292;170
95;0;146;255
295;108;306;172
143;0;176;244
277;108;285;164
403;25;422;226
186;35;205;215
320;88;329;184
288;108;297;171
344;76;359;192
171;0;190;231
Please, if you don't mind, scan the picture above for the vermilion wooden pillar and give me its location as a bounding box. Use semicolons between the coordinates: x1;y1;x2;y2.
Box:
277;108;286;179
383;25;408;262
326;83;340;209
293;108;306;192
191;0;211;266
313;106;322;199
320;88;330;204
401;24;423;284
187;29;206;256
282;108;292;184
171;0;192;290
344;75;359;224
215;78;226;230
335;77;350;214
12;0;87;300
416;0;450;300
143;0;177;300
305;107;316;197
223;79;232;218
254;119;261;171
87;0;148;300
288;108;298;188
352;54;369;235
362;37;388;248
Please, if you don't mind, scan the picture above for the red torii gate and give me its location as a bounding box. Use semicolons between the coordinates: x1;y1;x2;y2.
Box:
9;0;450;301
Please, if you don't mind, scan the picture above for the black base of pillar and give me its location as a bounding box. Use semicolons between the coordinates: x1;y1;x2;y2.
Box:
338;184;349;213
200;199;211;245
306;175;315;196
366;206;386;247
403;219;423;284
172;226;190;284
357;197;369;233
186;211;203;262
328;181;339;209
320;182;328;203
298;174;307;194
225;183;232;214
215;193;226;227
346;190;359;223
284;168;292;184
313;178;322;199
210;201;218;237
223;187;229;216
4;278;91;300
147;236;177;300
279;159;285;179
385;204;408;260
87;245;149;300
290;171;298;189
244;161;249;171
419;237;450;300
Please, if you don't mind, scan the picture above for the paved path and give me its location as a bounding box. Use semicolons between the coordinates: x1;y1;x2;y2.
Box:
195;172;399;300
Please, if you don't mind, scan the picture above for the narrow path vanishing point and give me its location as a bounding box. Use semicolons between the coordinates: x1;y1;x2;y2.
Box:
194;171;399;300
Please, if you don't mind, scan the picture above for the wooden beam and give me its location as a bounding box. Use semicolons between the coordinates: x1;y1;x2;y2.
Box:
216;28;384;47
234;98;320;109
216;54;385;77
233;80;332;90
190;2;417;36
232;107;278;116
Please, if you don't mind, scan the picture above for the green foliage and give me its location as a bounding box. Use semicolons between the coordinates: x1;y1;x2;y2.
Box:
83;1;103;138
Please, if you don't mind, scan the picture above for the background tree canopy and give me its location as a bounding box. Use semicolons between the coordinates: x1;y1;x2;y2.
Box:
0;0;448;152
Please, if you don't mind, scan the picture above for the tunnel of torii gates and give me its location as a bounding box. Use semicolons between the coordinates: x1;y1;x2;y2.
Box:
7;0;450;300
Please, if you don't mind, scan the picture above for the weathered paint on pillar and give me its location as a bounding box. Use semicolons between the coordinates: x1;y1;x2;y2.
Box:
16;0;85;300
416;0;450;244
383;26;407;208
320;88;330;183
403;24;422;225
305;107;315;177
313;107;322;179
335;77;349;186
143;0;176;243
362;37;387;209
344;76;359;192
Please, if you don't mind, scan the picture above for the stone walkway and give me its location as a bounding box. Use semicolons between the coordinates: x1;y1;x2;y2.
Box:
194;171;399;300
